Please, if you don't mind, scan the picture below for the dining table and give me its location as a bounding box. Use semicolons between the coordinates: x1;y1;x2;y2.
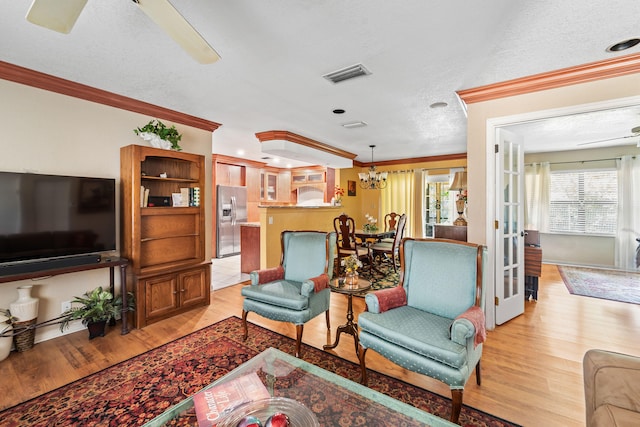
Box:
355;229;395;242
354;229;396;274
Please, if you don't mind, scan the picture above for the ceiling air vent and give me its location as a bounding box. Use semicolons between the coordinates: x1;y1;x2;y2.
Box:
323;64;371;84
341;121;368;129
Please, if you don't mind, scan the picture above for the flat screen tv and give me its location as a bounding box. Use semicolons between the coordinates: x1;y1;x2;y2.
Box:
0;171;116;271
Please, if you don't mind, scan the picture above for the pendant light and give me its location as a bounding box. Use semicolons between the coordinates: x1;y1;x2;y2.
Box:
358;145;388;189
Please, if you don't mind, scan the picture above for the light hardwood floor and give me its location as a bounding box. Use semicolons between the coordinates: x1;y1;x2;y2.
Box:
1;263;639;426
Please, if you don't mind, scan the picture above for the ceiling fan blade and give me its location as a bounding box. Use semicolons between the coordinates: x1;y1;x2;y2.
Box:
134;0;220;64
577;134;640;146
26;0;88;34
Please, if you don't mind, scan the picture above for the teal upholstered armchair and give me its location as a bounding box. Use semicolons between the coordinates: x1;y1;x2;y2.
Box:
358;237;486;424
241;230;336;357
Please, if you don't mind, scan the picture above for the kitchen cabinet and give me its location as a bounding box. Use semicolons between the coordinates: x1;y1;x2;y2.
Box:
292;168;326;184
277;170;291;203
260;171;278;201
120;144;210;328
240;223;260;273
216;163;244;186
291;167;335;203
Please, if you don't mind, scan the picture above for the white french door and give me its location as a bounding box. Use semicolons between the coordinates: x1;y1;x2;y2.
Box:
495;128;525;325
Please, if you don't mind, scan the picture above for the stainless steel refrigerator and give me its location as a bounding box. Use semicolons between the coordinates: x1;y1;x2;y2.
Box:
216;185;247;258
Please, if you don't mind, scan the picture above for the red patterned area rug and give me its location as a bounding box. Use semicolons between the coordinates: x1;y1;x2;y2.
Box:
559;265;640;304
0;316;518;427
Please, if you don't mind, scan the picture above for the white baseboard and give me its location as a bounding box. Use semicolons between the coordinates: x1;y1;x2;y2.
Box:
36;320;85;343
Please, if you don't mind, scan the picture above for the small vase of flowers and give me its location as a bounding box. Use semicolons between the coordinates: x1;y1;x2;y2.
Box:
334;186;345;206
341;254;362;285
363;213;378;232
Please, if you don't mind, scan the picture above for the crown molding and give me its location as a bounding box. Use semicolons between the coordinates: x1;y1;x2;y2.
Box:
0;60;221;132
457;52;640;104
212;154;266;169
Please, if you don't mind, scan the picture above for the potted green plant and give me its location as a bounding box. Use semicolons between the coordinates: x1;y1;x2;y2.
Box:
134;119;182;151
60;287;135;340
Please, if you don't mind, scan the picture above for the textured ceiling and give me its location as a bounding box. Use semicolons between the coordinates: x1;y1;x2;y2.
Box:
1;0;640;166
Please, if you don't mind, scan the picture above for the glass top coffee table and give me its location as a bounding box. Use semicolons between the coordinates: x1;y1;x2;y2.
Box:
143;347;456;426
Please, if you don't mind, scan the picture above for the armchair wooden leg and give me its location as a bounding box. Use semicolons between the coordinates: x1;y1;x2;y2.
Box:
295;324;304;358
451;389;463;424
476;360;481;385
358;345;369;385
325;310;330;330
241;310;249;341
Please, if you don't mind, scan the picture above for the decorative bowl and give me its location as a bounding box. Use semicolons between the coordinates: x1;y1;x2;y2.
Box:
217;397;319;427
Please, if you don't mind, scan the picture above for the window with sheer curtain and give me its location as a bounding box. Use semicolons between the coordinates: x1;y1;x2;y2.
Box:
548;169;618;235
380;170;416;237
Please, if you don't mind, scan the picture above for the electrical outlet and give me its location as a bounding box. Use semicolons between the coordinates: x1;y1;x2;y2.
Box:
61;301;71;314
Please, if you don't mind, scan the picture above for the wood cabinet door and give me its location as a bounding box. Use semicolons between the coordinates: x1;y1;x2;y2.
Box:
245;167;261;202
307;172;325;182
277;171;291;203
178;267;208;307
144;274;179;320
217;163;244;186
292;174;306;184
265;173;278;201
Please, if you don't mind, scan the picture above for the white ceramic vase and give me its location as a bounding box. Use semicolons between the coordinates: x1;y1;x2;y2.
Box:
0;314;12;361
10;285;39;352
138;132;172;150
10;285;39;322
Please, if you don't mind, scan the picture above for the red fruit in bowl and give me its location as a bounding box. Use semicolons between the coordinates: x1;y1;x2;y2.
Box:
265;412;290;427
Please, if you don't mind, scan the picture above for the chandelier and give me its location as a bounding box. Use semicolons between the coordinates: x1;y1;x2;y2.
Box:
358;145;388;189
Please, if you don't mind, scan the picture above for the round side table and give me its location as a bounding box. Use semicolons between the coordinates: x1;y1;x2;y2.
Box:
323;277;372;355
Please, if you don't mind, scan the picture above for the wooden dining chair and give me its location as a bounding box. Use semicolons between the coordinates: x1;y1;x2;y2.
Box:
381;212;401;243
384;212;400;232
371;213;407;271
333;214;372;275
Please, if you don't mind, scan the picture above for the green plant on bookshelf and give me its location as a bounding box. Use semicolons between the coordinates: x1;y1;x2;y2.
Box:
134;119;182;151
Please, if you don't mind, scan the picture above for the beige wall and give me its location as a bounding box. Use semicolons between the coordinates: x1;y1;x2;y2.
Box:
0;79;213;342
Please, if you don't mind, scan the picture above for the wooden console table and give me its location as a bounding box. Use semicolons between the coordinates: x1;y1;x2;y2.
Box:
0;257;130;334
524;246;542;300
434;224;467;241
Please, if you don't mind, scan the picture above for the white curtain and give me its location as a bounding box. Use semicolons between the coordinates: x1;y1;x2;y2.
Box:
381;170;415;237
412;170;425;238
524;162;550;232
615;156;640;270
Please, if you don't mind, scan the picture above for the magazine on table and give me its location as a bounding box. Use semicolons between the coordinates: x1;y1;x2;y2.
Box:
193;372;270;427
